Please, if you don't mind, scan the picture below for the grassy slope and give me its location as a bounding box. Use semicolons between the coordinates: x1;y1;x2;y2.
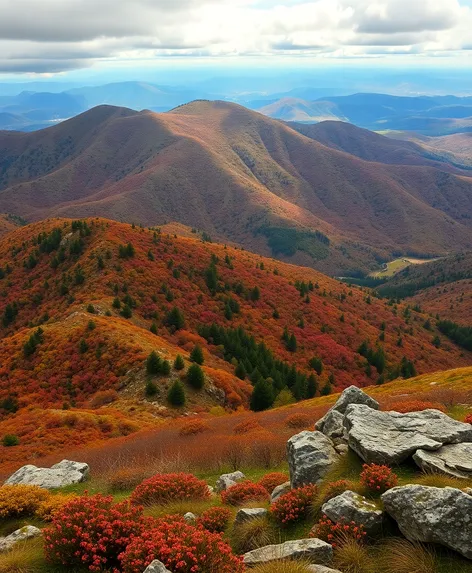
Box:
1;102;472;274
0;218;470;473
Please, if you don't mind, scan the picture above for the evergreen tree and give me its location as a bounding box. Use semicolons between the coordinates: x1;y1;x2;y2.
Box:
146;351;161;375
250;286;260;301
161;360;171;375
79;338;88;354
168;380;186;407
309;356;323;375
250;379;274;411
307;374;318;398
145;380;158;397
190;345;204;365
287;333;297;352
320;381;332;396
120;305;132;319
205;263;218;293
173;354;185;370
187;364;205;389
165;307;185;331
235;362;246;380
150;322;158;335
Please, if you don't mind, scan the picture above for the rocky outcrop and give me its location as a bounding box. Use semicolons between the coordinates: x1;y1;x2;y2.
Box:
215;471;245;493
287;431;340;487
270;481;291;503
316;386;379;434
344;405;472;464
234;508;268;526
243;538;333;565
321;490;384;535
413;443;472;479
317;410;345;441
5;460;89;489
0;526;42;552
382;485;472;560
143;561;172;573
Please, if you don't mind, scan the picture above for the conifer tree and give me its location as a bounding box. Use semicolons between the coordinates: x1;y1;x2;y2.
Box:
146;351;161;375
187;364;205;389
190;344;204;365
174;354;185;370
168;380;186;407
250;379;274;411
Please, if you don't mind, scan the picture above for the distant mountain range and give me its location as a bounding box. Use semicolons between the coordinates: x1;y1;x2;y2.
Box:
0;101;472;275
259;93;472;135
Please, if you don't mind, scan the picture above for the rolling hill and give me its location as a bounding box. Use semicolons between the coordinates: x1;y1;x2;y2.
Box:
0;217;469;471
1;102;472;276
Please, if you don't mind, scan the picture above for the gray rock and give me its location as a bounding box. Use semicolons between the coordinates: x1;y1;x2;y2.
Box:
307;567;342;573
270;481;291;503
316;386;379;433
5;459;89;489
344;405;472;464
234;508;268;526
287;431;340;487
183;512;196;523
0;526;42;552
144;561;172;573
413;443;472;479
318;410;345;440
321;490;384;535
215;471;245;493
244;538;333;565
382;485;472;560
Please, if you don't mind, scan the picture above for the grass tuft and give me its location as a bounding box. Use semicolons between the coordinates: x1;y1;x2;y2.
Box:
230;516;278;554
377;538;437;573
333;537;377;573
0;538;44;573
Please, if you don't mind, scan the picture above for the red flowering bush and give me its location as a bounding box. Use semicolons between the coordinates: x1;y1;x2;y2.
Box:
131;473;210;505
319;480;357;504
360;464;398;494
258;472;289;494
284;413;311;429
44;494;144;572
197;506;232;533
221;481;269;506
270;484;317;525
120;517;245;573
465;413;472;424
311;515;366;548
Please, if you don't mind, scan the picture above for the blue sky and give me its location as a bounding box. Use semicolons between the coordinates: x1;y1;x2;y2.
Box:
0;0;471;77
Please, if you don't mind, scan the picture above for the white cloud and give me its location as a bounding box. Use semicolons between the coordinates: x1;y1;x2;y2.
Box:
0;0;470;73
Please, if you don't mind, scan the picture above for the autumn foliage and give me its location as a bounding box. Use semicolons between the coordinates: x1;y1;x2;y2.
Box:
197;506;232;533
360;464;398;493
221;481;269;506
130;473;211;506
270;484;317;525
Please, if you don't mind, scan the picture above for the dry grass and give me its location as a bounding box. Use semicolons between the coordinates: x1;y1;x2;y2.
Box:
413;472;472;490
230;516;278;554
249;560;315;573
377;538;437;573
333;537;377;573
0;538;44;573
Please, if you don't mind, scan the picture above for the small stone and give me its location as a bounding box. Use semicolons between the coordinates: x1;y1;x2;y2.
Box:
307;566;342;573
184;512;196;523
234;508;268;526
0;526;42;552
143;560;172;573
215;471;245;493
271;481;291;503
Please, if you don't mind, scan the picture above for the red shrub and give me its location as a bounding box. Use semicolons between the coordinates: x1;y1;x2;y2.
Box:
197;506;232;533
285;413;311;429
43;493;144;572
120;517;244;573
270;484;317;525
311;515;366;547
258;472;289;494
360;464;398;494
131;473;210;506
465;413;472;424
221;481;269;506
388;400;446;414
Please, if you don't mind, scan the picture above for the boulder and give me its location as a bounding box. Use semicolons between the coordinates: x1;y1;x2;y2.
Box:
344;405;472;464
5;459;89;489
287;431;340;487
382;485;472;560
243;538;333;565
0;526;42;552
234;508;268;526
413;443;472;479
183;512;196;523
270;481;291;503
321;490;384;535
144;561;172;573
318;410;345;441
316;386;379;434
215;471;245;493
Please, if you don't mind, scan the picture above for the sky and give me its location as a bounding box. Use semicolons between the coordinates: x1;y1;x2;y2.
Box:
0;0;472;78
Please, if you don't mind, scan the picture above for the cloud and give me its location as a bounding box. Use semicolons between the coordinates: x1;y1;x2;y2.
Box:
0;0;470;73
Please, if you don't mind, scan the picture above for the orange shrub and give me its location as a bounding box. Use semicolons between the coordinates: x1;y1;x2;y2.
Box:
258;472;289;494
131;473;211;506
387;400;446;414
285;413;311;429
36;493;78;521
88;390;119;409
233;419;263;434
0;484;50;518
221;481;269;506
179;419;210;437
107;468;151;492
